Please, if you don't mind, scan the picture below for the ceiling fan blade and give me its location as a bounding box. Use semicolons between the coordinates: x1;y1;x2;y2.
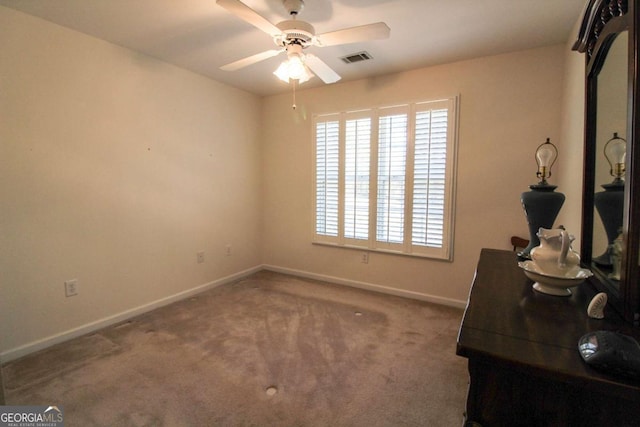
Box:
216;0;282;36
305;54;341;84
316;22;390;47
221;49;284;71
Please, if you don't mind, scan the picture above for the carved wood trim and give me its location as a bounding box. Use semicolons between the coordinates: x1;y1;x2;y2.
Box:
573;0;628;59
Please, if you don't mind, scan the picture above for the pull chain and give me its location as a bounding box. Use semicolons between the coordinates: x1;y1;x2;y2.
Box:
292;79;297;110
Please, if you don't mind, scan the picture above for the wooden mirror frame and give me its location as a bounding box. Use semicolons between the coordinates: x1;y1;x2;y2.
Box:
574;0;640;325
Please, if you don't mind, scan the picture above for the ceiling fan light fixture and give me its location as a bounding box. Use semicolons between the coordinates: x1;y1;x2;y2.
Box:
217;0;389;87
273;53;313;83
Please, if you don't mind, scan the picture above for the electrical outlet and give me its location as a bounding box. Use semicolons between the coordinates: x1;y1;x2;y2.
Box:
197;251;205;264
361;252;369;264
225;245;232;256
65;279;78;297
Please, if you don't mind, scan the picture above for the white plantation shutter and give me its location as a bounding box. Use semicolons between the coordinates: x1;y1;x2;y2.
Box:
344;117;371;240
315;119;340;237
412;107;448;248
313;97;457;260
377;113;408;244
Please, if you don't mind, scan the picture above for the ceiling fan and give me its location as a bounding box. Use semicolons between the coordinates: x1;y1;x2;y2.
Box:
216;0;390;84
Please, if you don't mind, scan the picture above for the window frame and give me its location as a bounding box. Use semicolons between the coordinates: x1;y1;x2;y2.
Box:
312;96;459;261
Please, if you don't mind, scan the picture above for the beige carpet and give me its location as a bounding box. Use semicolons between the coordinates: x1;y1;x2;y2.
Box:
3;271;468;426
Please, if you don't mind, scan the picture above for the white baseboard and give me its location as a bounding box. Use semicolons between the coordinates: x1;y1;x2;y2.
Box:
1;264;466;363
0;266;262;363
262;264;468;310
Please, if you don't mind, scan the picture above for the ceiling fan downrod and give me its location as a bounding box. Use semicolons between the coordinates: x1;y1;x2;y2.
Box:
282;0;304;16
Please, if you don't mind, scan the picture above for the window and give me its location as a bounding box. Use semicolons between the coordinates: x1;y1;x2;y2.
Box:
313;97;458;260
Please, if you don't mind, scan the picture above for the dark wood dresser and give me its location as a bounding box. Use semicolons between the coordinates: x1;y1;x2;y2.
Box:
456;249;640;426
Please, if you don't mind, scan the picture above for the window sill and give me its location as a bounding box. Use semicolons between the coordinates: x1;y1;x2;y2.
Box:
311;241;452;262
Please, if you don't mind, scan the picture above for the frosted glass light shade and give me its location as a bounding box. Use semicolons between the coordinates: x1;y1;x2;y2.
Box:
273;53;313;84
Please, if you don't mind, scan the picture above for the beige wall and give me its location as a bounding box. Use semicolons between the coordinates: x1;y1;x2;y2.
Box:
261;45;567;305
1;5;586;362
0;7;263;359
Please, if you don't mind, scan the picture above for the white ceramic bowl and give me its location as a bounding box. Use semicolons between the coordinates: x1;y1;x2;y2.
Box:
518;260;593;296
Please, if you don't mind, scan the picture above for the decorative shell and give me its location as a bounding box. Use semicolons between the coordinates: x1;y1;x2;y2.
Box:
587;292;608;319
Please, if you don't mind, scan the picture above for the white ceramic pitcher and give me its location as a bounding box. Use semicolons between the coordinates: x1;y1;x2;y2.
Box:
530;227;580;276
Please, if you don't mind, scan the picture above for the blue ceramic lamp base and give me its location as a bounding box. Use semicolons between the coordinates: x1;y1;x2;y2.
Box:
593;181;624;266
519;184;565;259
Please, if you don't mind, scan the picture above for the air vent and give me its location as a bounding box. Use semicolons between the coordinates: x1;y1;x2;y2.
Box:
340;51;373;64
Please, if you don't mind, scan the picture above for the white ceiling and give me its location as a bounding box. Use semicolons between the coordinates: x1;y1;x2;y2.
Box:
1;0;587;96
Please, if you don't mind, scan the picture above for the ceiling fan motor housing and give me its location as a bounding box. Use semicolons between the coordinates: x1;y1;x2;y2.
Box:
275;19;315;47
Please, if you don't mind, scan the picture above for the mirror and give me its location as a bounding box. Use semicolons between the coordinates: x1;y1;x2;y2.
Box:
592;31;628;293
574;0;640;325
